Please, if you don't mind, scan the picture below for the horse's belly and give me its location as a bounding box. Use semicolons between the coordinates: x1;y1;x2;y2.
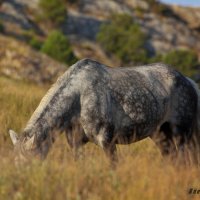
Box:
114;121;156;144
115;133;149;144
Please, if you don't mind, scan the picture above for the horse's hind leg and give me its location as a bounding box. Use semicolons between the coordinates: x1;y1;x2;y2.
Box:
173;124;199;165
151;122;178;159
152;121;195;164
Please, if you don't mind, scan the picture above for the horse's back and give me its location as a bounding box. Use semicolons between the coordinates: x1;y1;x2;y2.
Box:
71;60;197;143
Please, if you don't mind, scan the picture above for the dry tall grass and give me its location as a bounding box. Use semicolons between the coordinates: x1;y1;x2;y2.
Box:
0;76;199;200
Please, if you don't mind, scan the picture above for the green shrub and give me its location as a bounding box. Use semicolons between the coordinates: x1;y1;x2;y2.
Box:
39;0;67;26
162;50;199;76
29;37;43;50
97;14;148;65
0;20;4;33
21;30;43;50
149;54;163;63
64;0;79;4
41;31;77;65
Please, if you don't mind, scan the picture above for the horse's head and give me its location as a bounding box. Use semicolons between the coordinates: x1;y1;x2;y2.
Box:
9;130;41;164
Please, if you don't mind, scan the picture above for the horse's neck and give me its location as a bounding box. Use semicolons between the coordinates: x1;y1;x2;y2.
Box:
24;77;79;141
23;111;55;143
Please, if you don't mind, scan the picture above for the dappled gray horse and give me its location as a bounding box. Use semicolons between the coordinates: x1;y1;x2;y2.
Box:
9;59;200;163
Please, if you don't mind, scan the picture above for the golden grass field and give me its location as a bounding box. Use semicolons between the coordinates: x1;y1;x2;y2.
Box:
0;76;200;200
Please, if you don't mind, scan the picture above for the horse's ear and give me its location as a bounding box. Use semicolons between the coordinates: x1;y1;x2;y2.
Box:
9;130;19;145
24;135;36;150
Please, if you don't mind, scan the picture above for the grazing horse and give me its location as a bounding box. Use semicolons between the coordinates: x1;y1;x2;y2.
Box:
9;59;200;163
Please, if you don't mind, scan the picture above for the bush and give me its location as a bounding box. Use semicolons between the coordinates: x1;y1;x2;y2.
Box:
162;50;199;76
149;54;163;63
97;14;148;65
39;0;67;26
29;37;43;50
41;31;77;65
0;20;4;33
22;30;43;50
64;0;79;4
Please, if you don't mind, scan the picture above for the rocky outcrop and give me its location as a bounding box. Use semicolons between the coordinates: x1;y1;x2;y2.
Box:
65;0;200;58
0;0;42;38
171;5;200;30
63;10;103;40
0;35;66;84
79;0;131;19
1;0;200;56
136;12;200;56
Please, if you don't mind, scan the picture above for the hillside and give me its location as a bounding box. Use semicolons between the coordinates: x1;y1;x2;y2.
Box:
0;0;200;83
0;35;66;84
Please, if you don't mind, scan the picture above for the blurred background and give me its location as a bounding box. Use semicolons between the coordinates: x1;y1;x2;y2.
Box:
0;0;200;85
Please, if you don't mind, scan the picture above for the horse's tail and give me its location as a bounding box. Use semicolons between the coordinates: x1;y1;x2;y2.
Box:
186;77;200;163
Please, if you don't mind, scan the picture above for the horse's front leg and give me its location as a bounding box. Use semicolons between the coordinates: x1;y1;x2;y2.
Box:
96;132;118;167
103;144;118;167
65;128;88;160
